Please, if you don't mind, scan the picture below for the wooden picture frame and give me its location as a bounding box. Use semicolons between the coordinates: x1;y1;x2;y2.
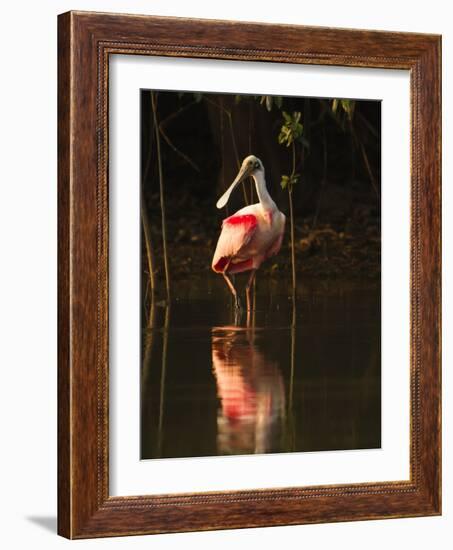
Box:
58;10;441;539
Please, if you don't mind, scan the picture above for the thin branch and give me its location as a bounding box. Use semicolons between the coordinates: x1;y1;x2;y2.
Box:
140;187;156;297
288;298;296;451
356;110;379;138
143;111;156;186
158;122;200;172
312;124;327;229
349;121;380;200
359;138;380;199
151;91;171;302
159;99;197;128
249;101;255;203
219;98;229;217
227;110;249;205
204;96;249;205
289;143;297;299
157;305;170;457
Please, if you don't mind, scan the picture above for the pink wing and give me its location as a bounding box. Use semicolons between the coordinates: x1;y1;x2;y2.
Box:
212;214;257;273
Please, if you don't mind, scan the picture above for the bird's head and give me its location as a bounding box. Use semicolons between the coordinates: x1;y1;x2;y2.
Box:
216;155;264;209
241;155;264;175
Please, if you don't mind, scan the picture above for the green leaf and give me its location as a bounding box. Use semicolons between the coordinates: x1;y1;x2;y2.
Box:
274;96;283;109
295;122;303;137
341;99;355;119
280;175;289;189
332;98;355;120
266;96;273;111
278;126;291;146
282;111;292;123
291;173;300;185
278;111;303;147
281;173;300;190
234;95;242;104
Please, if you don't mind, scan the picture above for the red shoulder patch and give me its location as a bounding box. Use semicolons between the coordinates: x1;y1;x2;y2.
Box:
224;214;257;228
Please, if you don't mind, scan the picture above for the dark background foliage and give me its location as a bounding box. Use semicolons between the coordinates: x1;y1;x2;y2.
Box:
141;91;381;297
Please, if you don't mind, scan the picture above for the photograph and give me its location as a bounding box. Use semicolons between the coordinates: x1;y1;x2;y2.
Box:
46;5;442;541
140;90;382;460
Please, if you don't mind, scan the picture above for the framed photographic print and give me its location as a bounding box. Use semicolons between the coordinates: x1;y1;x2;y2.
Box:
58;11;441;538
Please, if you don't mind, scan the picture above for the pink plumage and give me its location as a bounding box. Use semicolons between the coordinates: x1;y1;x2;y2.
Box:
211;155;286;311
212;214;258;273
212;203;285;275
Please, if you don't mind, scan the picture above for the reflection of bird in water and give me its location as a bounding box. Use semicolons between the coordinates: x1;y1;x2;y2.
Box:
211;326;286;455
212;156;286;311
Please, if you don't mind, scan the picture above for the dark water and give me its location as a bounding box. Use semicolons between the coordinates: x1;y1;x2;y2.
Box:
141;278;381;459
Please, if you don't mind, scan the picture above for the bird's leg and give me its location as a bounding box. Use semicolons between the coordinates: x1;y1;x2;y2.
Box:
234;306;244;327
245;269;257;312
222;265;241;309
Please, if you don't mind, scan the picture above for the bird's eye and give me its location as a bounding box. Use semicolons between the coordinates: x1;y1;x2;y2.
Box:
254;162;260;169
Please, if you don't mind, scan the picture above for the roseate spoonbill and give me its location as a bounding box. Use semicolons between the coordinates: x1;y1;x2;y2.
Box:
212;155;286;310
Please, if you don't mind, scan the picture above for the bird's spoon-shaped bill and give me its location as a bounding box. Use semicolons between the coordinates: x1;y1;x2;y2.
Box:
216;163;251;209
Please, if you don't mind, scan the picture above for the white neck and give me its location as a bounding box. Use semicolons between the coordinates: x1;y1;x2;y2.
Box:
253;171;275;210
